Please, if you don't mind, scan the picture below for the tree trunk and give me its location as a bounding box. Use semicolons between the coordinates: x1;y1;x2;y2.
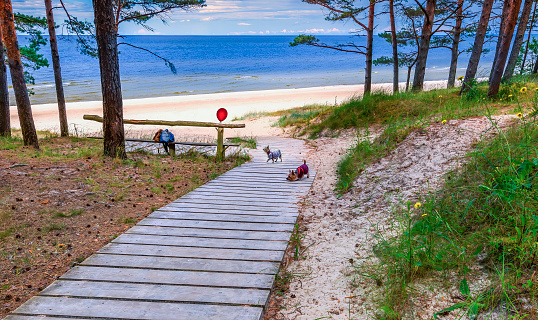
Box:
92;0;125;158
1;0;39;148
447;0;463;89
406;58;417;92
44;0;68;137
488;0;523;97
448;0;464;89
412;0;436;92
389;0;398;94
504;0;533;81
0;26;10;137
406;66;412;91
534;55;538;73
460;0;494;94
364;1;375;95
490;1;510;81
520;0;537;74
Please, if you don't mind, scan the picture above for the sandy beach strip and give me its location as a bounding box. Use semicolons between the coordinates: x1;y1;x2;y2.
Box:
10;80;450;138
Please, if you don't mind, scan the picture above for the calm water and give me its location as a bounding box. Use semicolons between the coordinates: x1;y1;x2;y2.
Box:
11;35;495;106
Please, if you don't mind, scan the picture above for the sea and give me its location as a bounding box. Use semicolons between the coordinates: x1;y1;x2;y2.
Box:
11;35;497;106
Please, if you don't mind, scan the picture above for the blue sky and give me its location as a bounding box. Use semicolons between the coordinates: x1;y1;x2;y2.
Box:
12;0;383;35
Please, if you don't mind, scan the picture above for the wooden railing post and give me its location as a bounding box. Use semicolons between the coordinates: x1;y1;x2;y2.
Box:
216;128;224;161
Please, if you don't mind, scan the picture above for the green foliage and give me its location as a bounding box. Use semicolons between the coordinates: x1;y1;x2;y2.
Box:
0;135;23;150
13;13;49;84
364;113;538;317
63;0;205;73
277;108;326;128
63;17;98;57
516;36;538;75
49;208;85;218
289;34;319;47
373;52;416;68
226;136;257;149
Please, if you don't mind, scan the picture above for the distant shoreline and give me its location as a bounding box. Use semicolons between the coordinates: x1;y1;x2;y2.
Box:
10;81;451;136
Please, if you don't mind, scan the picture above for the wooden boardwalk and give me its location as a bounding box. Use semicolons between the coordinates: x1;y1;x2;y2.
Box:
5;138;314;320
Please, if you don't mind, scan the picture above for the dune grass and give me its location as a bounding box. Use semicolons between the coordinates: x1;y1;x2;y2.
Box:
357;110;538;318
274;80;537;194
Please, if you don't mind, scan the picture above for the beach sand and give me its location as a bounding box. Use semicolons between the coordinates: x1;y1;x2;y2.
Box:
10;80;451;139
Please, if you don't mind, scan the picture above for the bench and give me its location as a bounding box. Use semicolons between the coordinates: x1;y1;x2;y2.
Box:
87;137;240;157
83;114;246;160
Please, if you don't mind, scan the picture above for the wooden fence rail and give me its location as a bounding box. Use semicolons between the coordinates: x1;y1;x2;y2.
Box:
83;114;245;160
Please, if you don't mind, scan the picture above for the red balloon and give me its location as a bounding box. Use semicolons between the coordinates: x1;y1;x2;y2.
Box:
216;108;228;122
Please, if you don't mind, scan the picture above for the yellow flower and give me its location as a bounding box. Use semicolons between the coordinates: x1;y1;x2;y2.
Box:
457;76;464;81
414;202;422;209
438;95;442;98
508;94;513;98
422;214;428;217
483;98;485;100
517;112;523;118
520;87;527;93
442;120;447;124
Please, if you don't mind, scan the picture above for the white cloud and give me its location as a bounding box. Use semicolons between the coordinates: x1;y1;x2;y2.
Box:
327;28;343;33
304;28;324;33
136;29;160;35
238;23;251;26
227;30;261;35
201;17;215;21
200;1;242;13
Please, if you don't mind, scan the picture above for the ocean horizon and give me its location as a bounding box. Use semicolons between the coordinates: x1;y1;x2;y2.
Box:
11;35;497;106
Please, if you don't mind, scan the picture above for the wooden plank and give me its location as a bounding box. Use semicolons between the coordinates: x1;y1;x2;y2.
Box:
150;211;297;224
206;180;312;186
126;225;292;241
201;182;309;189
169;199;296;209
206;182;311;188
172;196;297;204
152;207;298;217
206;179;307;185
193;185;302;194
113;233;289;251
5;317;90;320
180;193;297;202
161;202;294;213
98;243;285;262
230;168;316;174
186;189;301;198
138;218;295;232
81;253;280;274
11;296;263;320
40;280;270;306
216;175;311;181
190;188;307;196
61;266;275;289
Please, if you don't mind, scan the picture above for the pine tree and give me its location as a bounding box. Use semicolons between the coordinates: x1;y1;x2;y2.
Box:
45;0;68;136
1;0;39;148
290;1;377;95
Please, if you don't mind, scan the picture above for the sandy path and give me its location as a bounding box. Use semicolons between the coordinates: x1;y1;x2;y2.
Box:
272;115;516;320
